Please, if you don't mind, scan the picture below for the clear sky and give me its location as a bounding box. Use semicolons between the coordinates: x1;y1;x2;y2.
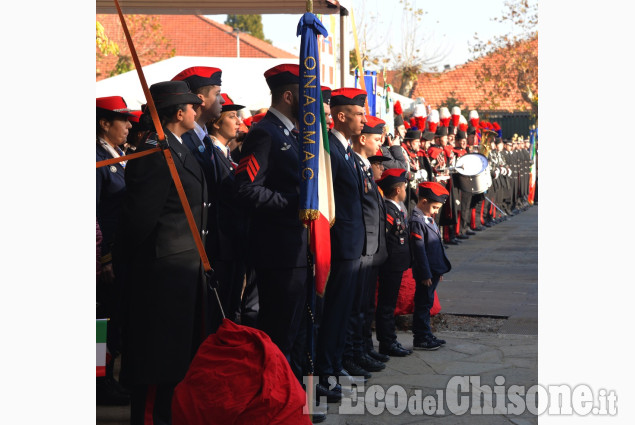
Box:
206;0;519;69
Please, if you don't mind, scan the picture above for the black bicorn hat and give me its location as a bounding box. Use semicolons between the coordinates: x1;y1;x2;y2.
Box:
149;81;202;110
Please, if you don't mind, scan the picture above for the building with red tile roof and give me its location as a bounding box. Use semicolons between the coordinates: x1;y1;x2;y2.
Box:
379;38;537;114
96;14;298;81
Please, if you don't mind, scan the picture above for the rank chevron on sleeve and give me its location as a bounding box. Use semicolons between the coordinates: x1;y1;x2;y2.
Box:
236;154;260;182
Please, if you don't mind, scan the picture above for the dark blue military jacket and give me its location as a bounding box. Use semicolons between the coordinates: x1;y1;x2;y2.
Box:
381;200;411;272
354;152;387;265
96;143;126;262
328;130;365;261
235;111;307;269
408;206;451;281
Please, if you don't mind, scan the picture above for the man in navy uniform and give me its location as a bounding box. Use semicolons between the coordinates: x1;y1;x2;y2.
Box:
171;66;224;192
234;64;308;382
315;88;367;401
343;115;389;379
171;67;226;330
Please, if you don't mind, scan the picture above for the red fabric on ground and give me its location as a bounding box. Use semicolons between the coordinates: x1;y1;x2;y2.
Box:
172;319;311;425
377;269;442;317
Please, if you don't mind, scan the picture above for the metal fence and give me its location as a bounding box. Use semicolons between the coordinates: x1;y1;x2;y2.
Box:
482;111;536;140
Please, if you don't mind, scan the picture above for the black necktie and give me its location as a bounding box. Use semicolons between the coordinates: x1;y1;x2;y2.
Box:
202;134;215;162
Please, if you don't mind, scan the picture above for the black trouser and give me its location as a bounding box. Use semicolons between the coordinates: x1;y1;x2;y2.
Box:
363;265;381;353
344;254;374;360
256;266;308;379
375;268;405;347
459;190;473;234
413;275;441;343
315;257;360;376
239;266;258;327
131;383;176;425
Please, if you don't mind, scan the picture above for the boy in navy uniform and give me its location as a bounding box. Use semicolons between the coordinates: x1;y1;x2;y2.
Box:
375;168;413;358
343;115;389;379
409;182;452;350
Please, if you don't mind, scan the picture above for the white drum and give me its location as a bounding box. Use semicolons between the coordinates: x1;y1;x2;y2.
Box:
454;153;492;194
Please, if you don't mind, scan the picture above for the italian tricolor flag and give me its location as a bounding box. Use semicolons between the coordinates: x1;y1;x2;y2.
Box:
96;319;107;377
312;99;335;297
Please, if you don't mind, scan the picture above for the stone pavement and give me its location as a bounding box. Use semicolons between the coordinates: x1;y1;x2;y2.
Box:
318;330;537;424
97;205;538;424
441;205;538;335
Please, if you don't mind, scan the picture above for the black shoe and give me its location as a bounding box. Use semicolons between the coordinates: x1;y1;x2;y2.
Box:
312;412;327;423
413;339;441;351
446;239;460;245
456;234;470;240
338;367;366;385
316;375;355;403
465;230;476;236
96;377;130;406
472;226;484;231
431;335;446;345
355;354;386;372
316;383;341;403
342;358;372;380
367;348;389;363
379;341;412;357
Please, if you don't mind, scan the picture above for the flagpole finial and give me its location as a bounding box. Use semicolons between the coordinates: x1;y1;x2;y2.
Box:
306;0;313;13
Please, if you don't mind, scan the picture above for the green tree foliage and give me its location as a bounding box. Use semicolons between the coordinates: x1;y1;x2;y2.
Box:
96;21;119;56
96;21;119;78
225;15;272;44
96;16;175;79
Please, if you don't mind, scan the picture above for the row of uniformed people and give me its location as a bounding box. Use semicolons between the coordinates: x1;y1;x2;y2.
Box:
383;107;535;248
96;66;264;421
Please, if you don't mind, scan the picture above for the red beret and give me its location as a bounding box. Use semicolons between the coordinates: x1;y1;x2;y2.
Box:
264;64;300;89
417;181;449;203
128;110;143;123
96;96;135;117
376;168;408;190
244;112;267;128
172;66;222;90
362;115;386;134
321;85;331;105
330;88;366;107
